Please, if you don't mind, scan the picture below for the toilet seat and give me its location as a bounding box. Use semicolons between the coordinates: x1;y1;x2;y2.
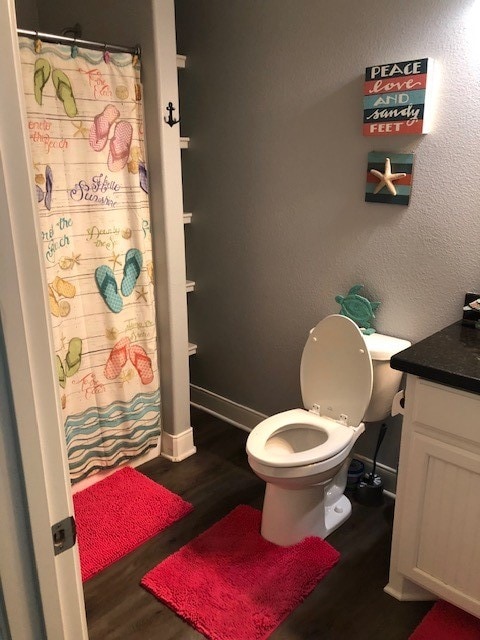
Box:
301;314;373;427
247;316;373;473
246;408;356;468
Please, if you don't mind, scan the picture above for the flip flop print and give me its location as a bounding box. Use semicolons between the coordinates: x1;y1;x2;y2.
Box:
33;58;51;106
51;276;76;298
95;265;123;313
56;355;66;389
48;285;70;317
121;248;143;297
35;165;53;210
52;69;78;118
108;121;133;172
139;161;148;194
89;104;120;152
64;337;82;377
104;337;131;380
44;165;53;210
127;146;142;174
129;344;154;385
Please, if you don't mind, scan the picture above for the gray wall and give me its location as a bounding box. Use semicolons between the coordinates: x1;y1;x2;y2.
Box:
14;0;38;29
176;0;480;468
35;0;149;42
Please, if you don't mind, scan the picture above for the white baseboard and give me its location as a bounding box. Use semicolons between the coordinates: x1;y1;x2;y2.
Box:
190;385;398;495
384;583;436;601
161;427;197;462
190;384;267;432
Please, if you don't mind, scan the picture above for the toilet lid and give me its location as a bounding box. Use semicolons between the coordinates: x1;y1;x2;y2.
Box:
300;314;373;427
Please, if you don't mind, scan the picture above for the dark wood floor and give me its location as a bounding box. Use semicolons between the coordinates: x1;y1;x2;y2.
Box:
83;408;433;640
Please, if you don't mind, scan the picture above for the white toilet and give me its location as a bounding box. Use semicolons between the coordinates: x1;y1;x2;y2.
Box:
246;314;410;546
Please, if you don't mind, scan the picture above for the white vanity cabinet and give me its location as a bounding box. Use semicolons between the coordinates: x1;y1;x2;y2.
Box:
386;373;480;618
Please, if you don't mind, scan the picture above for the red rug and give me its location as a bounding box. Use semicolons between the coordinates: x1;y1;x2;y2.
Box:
141;504;340;640
73;467;193;582
410;600;480;639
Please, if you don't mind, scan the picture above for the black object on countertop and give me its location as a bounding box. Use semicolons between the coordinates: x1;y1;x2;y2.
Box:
390;321;480;394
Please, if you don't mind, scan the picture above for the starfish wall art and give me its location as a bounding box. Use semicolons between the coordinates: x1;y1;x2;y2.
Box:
365;151;414;205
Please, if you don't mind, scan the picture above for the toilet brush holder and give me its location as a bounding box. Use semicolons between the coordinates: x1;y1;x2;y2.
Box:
356;473;384;506
356;422;387;506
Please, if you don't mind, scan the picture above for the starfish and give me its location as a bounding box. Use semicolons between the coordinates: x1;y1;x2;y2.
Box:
59;334;67;350
370;158;406;196
136;285;148;302
108;252;122;269
119;368;134;384
59;253;81;270
106;327;118;341
72;121;89;138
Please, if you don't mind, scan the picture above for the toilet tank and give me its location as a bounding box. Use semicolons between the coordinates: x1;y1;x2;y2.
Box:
362;332;411;423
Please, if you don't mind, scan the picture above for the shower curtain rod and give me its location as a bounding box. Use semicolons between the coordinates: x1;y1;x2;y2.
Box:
17;28;140;56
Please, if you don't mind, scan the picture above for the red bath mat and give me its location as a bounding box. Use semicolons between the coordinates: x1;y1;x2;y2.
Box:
73;466;193;582
141;504;340;640
410;600;480;639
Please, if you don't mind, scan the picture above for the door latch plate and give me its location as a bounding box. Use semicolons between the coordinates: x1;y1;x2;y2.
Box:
51;516;76;556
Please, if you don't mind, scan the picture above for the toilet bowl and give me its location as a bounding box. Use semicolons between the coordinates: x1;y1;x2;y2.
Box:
246;314;410;546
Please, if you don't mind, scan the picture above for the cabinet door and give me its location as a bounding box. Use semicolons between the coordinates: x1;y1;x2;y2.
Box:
398;432;480;617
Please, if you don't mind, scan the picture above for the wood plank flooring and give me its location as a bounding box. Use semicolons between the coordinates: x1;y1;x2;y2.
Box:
83;408;433;640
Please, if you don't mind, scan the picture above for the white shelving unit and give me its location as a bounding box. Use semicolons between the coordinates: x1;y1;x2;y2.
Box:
176;54;186;69
177;55;195;357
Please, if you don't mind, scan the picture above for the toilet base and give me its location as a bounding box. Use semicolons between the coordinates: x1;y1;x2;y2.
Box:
324;494;351;535
260;481;352;546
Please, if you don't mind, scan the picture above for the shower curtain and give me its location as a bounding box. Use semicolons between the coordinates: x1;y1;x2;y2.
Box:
19;37;161;483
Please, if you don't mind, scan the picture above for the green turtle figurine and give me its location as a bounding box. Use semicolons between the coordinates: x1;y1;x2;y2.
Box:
335;284;380;335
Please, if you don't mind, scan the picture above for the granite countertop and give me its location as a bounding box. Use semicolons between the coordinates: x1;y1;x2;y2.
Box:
390;320;480;394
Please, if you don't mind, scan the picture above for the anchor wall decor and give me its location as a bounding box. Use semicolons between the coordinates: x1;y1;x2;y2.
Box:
164;101;180;127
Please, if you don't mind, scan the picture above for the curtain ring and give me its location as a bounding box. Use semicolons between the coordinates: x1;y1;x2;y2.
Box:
71;37;78;59
34;31;42;53
103;44;110;64
132;46;140;67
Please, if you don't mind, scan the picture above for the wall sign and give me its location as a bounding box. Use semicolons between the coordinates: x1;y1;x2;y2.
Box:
365;152;414;205
363;58;434;136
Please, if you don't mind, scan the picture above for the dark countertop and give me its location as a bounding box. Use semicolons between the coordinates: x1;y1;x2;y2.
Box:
390;321;480;394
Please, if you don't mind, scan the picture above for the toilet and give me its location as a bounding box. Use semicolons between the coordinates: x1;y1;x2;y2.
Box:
246;314;410;546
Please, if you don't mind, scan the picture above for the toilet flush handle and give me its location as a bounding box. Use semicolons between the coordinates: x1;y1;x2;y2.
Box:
391;390;406;416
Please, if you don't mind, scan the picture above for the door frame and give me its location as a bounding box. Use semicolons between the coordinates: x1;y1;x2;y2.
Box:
0;0;191;635
0;0;88;637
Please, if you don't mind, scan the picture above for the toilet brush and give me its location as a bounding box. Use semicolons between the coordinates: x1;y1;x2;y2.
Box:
356;422;387;506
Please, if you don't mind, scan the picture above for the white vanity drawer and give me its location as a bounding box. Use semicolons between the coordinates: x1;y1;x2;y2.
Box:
411;378;480;445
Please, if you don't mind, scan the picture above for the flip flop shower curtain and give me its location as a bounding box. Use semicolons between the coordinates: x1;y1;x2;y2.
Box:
19;37;161;483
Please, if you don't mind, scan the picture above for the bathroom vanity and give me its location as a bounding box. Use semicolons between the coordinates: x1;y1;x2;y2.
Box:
385;321;480;618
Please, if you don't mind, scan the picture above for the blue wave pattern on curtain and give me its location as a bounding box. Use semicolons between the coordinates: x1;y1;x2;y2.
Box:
19;38;161;483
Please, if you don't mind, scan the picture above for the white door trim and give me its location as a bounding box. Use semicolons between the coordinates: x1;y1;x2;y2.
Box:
0;1;87;637
145;0;194;445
